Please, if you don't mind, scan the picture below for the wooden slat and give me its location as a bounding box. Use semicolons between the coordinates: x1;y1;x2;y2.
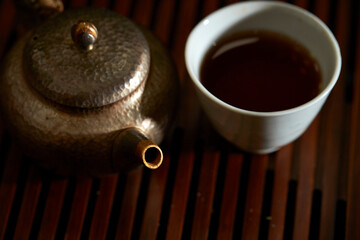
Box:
0;0;15;58
268;144;293;240
13;166;43;240
292;118;319;240
68;0;87;8
37;178;68;240
171;0;199;80
115;168;143;240
0;144;22;240
346;2;360;238
185;3;221;237
64;178;92;240
318;0;352;238
162;0;202;233
310;0;331;191
313;0;331;22
91;0;110;8
89;176;118;240
132;0;156;27
241;154;268;240
294;0;309;9
113;0;133;16
216;153;243;240
225;0;239;5
0;121;2;146
152;0;177;45
200;0;219;17
347;151;360;239
139;156;170;240
177;74;203;130
0;0;15;52
165;151;195;240
191;150;220;240
347;94;360;236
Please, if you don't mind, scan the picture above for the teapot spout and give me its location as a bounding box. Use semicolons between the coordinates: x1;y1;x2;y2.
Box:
112;127;163;171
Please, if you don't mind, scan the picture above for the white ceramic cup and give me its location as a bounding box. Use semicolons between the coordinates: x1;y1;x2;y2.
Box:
185;1;341;154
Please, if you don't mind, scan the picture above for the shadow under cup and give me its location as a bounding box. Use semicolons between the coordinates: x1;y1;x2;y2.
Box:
185;1;341;154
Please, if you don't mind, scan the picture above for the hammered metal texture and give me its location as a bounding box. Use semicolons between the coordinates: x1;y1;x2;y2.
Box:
23;8;150;108
0;25;178;175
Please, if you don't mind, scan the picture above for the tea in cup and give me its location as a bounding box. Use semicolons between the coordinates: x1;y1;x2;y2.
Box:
185;1;341;153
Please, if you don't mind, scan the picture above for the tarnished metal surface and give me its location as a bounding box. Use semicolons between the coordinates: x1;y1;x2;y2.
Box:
0;9;178;175
24;8;150;108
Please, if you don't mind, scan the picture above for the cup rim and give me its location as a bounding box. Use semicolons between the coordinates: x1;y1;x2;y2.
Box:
185;1;342;117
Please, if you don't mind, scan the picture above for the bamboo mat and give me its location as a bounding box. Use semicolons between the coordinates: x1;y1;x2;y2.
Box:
0;0;359;239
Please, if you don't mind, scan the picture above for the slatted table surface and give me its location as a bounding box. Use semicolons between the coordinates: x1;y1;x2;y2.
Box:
0;0;359;239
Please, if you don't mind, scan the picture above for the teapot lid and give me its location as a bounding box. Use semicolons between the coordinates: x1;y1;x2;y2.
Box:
23;8;150;108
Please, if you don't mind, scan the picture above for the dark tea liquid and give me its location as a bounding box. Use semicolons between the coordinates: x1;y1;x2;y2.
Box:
201;30;321;112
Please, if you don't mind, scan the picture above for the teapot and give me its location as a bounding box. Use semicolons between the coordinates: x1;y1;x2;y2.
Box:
0;2;179;175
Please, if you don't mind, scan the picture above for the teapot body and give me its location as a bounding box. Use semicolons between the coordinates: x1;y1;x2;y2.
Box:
0;10;178;175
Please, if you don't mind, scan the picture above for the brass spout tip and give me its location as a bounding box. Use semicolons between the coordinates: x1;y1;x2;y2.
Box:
112;127;164;172
137;140;163;169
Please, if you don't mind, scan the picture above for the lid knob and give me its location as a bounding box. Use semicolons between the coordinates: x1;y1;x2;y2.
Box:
71;21;98;51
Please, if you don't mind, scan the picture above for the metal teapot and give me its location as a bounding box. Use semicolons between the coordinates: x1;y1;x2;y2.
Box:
0;2;179;175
